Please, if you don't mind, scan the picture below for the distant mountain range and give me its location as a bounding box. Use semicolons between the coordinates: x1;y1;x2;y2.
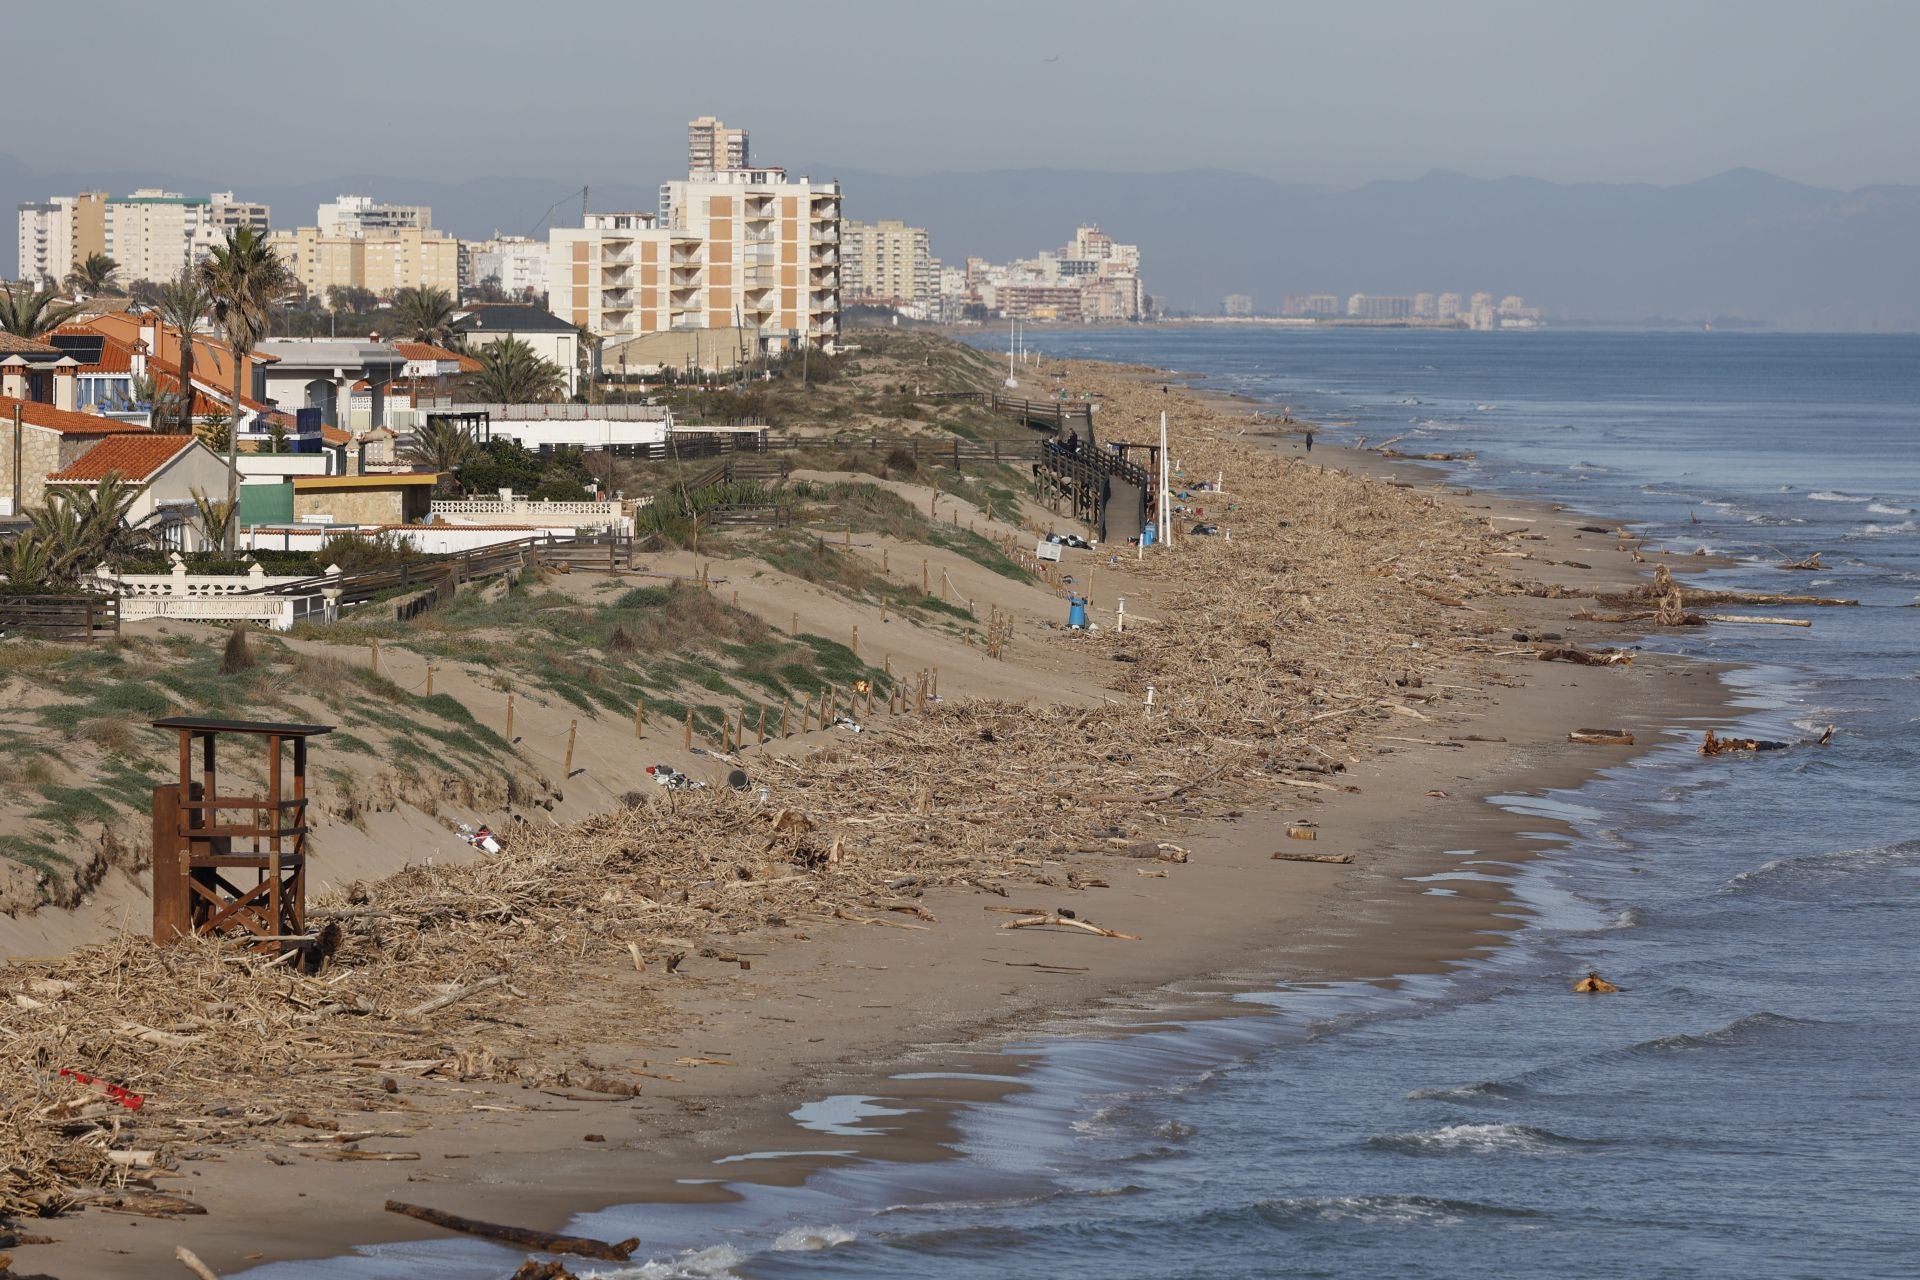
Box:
6;153;1916;329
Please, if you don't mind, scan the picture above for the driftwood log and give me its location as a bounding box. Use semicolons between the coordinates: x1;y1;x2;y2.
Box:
1535;645;1633;666
1778;552;1821;570
1569;728;1635;746
384;1200;639;1261
1271;851;1353;864
998;913;1138;940
1706;614;1811;628
1700;729;1788;756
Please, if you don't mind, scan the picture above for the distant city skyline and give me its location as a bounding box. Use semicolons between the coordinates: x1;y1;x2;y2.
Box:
4;1;1917;192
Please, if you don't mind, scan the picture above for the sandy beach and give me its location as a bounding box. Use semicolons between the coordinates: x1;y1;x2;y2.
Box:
2;350;1734;1279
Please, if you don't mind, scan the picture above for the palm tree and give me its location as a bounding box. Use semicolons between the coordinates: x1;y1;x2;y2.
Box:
398;417;479;485
199;227;293;547
0;287;80;340
467;336;566;403
65;252;123;297
156;272;211;434
0;529;56;589
391;286;457;345
20;476;151;582
188;488;236;552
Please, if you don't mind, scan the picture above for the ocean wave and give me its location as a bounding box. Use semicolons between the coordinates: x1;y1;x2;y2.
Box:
1856;519;1918;535
1406;1079;1529;1103
1625;1011;1821;1055
1606;905;1653;930
1252;1194;1539;1227
607;1244;748;1280
772;1225;858;1252
1367;1122;1602;1156
1810;491;1874;502
1726;839;1920;895
1155;1119;1196;1141
878;1185;1145;1217
1868;503;1916;516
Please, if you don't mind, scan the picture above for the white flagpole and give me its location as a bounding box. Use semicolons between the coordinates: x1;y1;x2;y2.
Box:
1158;411;1172;547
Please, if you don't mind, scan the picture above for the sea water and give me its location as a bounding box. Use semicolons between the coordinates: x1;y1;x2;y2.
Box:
252;331;1919;1279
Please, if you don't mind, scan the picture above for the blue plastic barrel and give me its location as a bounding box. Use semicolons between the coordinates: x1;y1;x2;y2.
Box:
1140;524;1156;547
1068;596;1089;628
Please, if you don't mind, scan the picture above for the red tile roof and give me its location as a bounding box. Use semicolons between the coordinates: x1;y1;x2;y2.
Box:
0;333;59;356
47;433;196;483
394;340;481;373
321;425;353;446
0;395;151;435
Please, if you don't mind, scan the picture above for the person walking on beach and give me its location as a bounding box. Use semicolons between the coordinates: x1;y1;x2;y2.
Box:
1305;430;1314;453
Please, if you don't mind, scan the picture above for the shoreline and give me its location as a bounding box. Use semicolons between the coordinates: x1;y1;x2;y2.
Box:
16;358;1740;1280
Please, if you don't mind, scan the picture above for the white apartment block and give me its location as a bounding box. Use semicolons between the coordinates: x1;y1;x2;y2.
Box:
688;116;750;173
550;167;841;351
17;194;107;288
317;195;432;238
467;236;549;299
944;224;1146;321
99;190;271;284
840;219;938;314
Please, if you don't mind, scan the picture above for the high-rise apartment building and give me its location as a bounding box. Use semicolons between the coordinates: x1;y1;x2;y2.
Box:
103;190;271;284
466;235;549;299
267;226;461;300
550;128;840;351
1223;293;1254;317
17;192;109;287
841;219;937;311
316;195;432;239
1346;293;1413;320
687;116;750;174
1436;292;1463;320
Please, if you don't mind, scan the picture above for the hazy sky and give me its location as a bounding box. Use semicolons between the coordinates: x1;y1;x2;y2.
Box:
13;0;1915;189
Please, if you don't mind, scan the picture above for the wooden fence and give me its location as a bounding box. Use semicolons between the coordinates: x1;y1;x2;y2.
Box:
0;593;120;642
763;435;1041;469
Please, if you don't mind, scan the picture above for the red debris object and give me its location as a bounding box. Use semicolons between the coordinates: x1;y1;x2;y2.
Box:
58;1067;145;1111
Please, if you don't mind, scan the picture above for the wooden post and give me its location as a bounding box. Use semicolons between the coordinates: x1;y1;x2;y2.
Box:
844;524;851;546
852;624;860;656
880;596;888;624
883;548;890;574
369;638;380;673
932;666;940;697
791;610;799;634
683;707;693;749
731;589;739;608
922;559;930;593
506;692;515;744
824;685;837;726
634;698;645;738
941;568;953;599
916;672;928;712
781;701;791;738
425;666;435;696
564;719;578;776
865;682;875;715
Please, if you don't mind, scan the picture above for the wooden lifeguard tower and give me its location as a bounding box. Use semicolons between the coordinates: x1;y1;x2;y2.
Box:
149;716;333;947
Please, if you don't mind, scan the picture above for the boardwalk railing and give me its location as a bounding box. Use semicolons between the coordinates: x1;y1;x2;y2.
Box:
763;435;1041;469
0;593;119;642
925;390;1096;436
